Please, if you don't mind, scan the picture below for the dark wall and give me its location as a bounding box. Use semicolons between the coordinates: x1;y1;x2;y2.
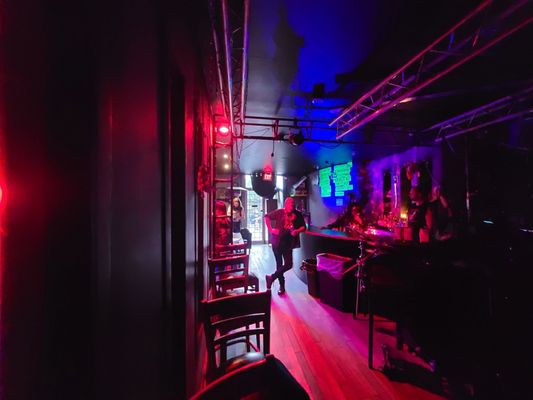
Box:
1;1;211;399
442;119;533;228
167;2;213;396
2;0;96;397
92;1;166;398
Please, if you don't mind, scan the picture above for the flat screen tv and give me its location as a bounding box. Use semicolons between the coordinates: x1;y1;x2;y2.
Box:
319;162;353;198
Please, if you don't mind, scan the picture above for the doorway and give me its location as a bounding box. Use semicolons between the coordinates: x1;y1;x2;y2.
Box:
246;190;266;243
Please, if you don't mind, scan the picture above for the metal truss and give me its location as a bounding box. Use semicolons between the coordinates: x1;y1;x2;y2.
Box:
240;115;420;148
330;0;533;140
422;85;533;142
210;0;249;130
210;0;250;167
208;0;228;120
208;0;250;251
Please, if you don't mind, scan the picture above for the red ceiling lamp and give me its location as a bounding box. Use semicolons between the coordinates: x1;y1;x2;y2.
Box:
215;122;231;137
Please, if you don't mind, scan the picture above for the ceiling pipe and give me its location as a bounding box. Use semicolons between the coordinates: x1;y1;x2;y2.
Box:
208;0;228;119
241;120;415;133
246;115;422;133
240;135;417;148
239;0;250;125
222;0;235;134
245;115;334;124
243;121;341;131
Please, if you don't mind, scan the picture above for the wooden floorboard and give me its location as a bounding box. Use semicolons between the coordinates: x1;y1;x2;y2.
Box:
251;244;446;400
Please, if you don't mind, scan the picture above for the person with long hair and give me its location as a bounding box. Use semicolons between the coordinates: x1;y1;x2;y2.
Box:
229;196;245;233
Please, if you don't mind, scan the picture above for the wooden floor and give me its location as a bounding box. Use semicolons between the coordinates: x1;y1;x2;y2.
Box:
249;244;447;400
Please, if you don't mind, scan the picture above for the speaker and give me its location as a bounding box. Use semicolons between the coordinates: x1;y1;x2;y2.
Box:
251;171;277;198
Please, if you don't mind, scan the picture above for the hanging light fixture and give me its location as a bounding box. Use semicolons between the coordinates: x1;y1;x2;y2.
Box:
288;129;304;146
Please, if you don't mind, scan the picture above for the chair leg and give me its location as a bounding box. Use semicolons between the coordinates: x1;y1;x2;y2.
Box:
245;325;251;352
247;274;259;293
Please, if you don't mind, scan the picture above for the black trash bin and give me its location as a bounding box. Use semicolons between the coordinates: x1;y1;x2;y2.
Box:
317;253;356;312
300;259;319;297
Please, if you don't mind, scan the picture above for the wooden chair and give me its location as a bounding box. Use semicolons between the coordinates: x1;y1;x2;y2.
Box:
191;354;310;400
208;254;258;298
214;245;258;293
201;290;271;383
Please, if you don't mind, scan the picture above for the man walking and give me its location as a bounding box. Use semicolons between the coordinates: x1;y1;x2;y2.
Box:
264;197;306;295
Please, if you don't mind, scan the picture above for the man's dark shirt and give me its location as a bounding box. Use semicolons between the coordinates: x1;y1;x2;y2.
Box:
266;208;306;248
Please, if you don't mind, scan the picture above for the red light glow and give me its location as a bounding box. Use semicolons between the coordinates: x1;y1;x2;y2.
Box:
218;126;229;134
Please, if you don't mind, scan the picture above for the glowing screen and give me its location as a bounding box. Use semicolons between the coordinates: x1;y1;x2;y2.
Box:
319;162;353;198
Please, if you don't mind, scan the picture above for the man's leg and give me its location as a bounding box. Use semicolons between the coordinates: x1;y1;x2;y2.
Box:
266;245;284;289
277;246;293;294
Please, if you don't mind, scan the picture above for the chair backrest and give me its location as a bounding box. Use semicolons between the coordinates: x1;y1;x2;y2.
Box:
201;290;271;381
240;228;252;249
208;254;250;298
214;242;248;257
191;354;310;400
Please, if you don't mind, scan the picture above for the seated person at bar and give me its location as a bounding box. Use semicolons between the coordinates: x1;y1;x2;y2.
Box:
407;187;433;243
326;202;366;236
215;200;232;247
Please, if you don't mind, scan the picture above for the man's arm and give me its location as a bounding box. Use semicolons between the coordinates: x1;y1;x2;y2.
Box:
327;214;344;229
291;225;306;236
291;213;307;236
439;195;452;217
425;207;434;231
264;213;279;236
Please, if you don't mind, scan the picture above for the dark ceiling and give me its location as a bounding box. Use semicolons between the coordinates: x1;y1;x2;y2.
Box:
237;0;533;177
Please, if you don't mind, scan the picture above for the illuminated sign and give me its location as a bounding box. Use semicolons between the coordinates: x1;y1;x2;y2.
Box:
332;162;353;196
319;162;353;198
263;166;273;182
318;166;332;197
